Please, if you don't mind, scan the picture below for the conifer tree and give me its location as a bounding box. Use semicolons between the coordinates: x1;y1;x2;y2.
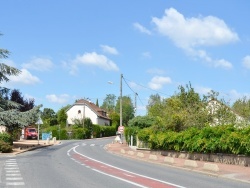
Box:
0;35;42;140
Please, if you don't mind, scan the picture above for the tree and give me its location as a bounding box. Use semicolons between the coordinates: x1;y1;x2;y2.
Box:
232;96;250;121
115;96;135;126
96;99;99;107
40;108;57;126
0;36;41;140
101;94;116;113
57;105;70;128
128;115;156;129
10;89;35;111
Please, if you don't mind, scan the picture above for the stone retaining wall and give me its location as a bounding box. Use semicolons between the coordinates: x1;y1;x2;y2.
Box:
160;150;250;167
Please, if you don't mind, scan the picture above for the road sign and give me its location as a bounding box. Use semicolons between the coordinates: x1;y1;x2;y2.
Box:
118;125;124;133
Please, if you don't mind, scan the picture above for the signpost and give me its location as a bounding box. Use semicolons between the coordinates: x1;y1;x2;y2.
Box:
117;125;125;144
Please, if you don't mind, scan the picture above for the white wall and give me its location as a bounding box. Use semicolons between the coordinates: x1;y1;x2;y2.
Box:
66;104;110;126
0;126;6;133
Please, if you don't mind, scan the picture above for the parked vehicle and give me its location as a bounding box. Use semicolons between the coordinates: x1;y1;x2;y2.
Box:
25;127;38;140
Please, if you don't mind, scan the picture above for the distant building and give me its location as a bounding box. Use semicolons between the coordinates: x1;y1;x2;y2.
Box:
207;99;246;126
0;126;6;133
66;99;111;126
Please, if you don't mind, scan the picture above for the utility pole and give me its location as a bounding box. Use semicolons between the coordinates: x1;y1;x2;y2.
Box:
134;92;138;116
120;74;123;126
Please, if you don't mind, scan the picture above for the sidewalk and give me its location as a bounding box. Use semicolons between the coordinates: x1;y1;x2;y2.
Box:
0;139;60;156
105;142;250;184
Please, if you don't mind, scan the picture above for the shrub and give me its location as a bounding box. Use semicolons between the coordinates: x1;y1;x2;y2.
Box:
0;140;12;153
0;132;12;144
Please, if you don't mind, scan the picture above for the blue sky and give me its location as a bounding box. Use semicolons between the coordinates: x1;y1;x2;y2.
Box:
1;0;250;116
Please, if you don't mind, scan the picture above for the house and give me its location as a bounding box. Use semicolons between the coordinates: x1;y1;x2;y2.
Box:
0;125;6;133
66;99;111;126
206;99;246;126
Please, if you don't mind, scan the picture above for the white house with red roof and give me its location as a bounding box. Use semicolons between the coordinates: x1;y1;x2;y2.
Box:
66;99;111;126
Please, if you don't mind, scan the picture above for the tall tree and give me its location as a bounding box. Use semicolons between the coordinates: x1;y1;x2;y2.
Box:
0;35;41;140
115;96;134;126
101;94;116;113
10;89;35;111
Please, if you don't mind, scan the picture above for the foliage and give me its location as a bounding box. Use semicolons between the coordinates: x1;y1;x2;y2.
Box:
232;96;250;123
100;125;116;137
101;94;116;113
41;108;57;126
0;140;12;153
57;105;69;128
9;89;35;111
0;132;12;144
124;126;139;145
128;115;156;129
116;96;135;126
92;124;101;138
138;125;250;156
109;111;120;128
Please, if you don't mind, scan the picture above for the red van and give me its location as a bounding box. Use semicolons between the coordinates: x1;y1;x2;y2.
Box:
25;127;38;140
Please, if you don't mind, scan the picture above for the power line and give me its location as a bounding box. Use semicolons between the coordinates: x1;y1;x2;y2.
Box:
123;76;171;97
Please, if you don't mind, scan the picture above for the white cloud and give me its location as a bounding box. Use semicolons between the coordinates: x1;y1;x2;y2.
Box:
148;76;172;90
69;52;119;74
152;8;238;69
242;55;250;69
22;57;53;71
142;52;151;58
46;94;69;104
152;8;239;48
195;86;212;95
147;68;165;75
133;22;152;35
100;45;119;55
8;69;40;85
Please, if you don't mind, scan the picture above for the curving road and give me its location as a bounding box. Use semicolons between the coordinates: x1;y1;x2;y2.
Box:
0;137;249;188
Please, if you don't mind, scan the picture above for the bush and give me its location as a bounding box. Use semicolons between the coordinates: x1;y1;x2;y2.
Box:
0;140;12;153
0;132;12;144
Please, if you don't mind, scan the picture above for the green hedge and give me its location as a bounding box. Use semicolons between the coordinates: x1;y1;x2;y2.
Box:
138;125;250;156
41;124;116;140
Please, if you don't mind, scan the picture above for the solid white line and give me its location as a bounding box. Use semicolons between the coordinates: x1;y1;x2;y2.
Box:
6;163;17;165
93;169;148;188
72;145;186;188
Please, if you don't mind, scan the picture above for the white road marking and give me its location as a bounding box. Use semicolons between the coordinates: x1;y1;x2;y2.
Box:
4;159;25;186
6;174;21;176
93;169;148;188
6;182;25;185
6;177;23;180
70;145;186;188
6;170;20;173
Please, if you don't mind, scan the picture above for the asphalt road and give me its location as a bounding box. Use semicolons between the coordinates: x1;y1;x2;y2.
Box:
0;137;249;188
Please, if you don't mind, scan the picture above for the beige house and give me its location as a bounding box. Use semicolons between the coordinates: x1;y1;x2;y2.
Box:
66;99;111;126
